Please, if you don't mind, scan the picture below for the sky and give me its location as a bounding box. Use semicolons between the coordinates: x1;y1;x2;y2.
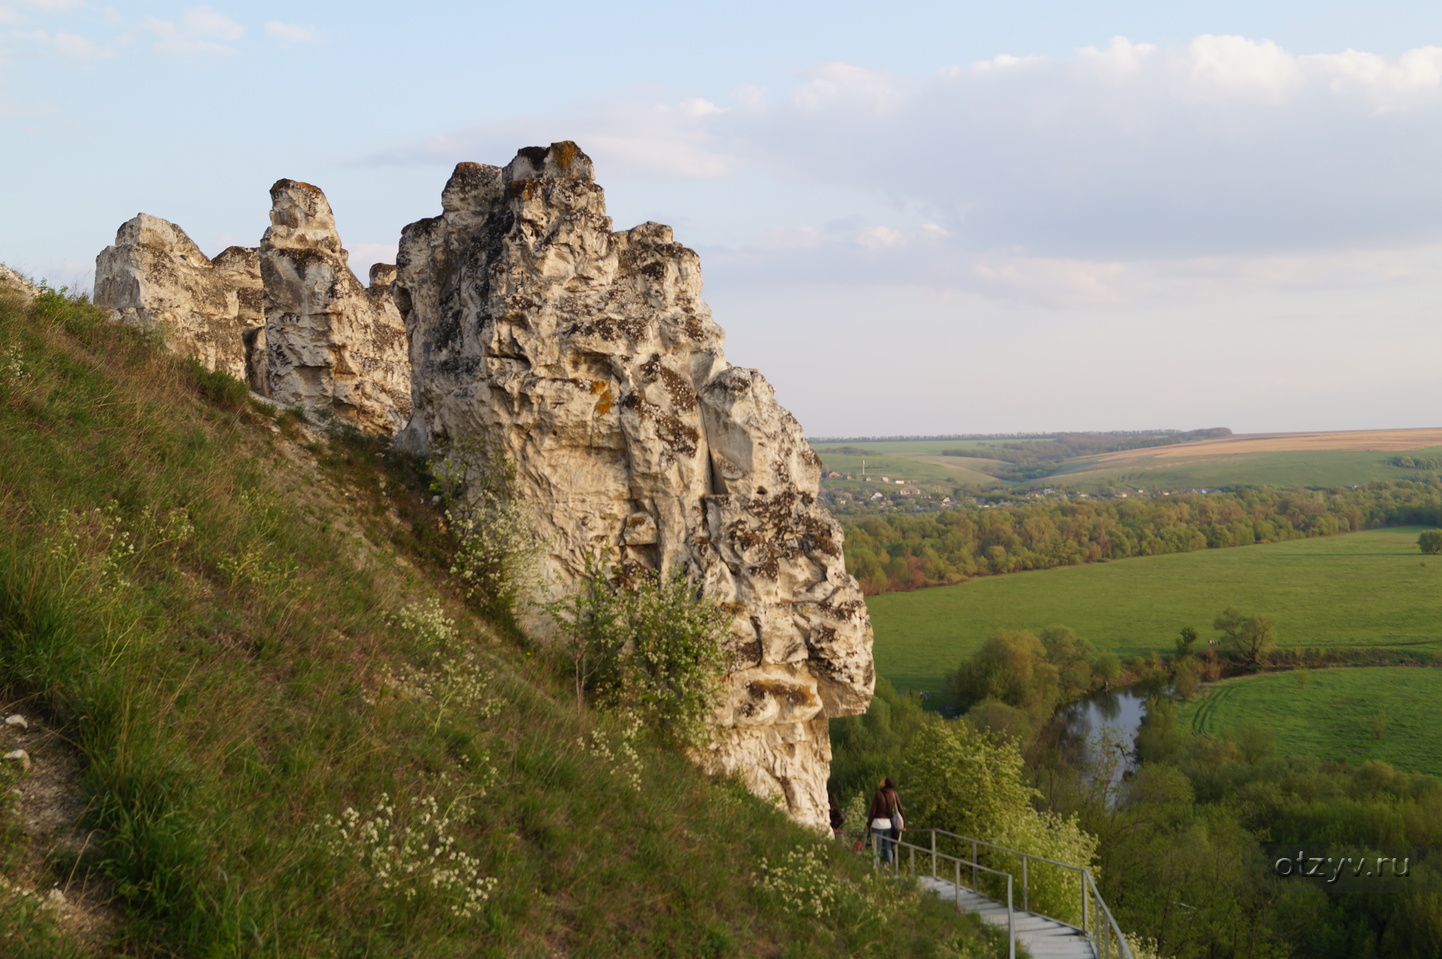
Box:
2;1;1441;437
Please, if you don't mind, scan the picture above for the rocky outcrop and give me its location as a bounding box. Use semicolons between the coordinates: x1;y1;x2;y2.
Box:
394;143;874;829
0;264;37;298
93;215;262;382
260;180;411;434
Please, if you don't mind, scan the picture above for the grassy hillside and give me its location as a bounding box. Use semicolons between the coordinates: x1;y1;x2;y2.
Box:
867;527;1442;697
1179;667;1442;777
0;286;999;957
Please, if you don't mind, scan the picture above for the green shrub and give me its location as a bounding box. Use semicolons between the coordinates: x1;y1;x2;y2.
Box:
550;561;729;747
430;439;539;620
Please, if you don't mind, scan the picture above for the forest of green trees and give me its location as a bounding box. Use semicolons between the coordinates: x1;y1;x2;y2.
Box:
843;480;1442;594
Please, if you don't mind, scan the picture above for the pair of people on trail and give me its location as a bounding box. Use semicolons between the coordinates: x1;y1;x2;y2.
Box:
868;777;904;866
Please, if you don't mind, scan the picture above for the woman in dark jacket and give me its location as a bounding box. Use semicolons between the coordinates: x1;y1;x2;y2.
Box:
868;777;904;866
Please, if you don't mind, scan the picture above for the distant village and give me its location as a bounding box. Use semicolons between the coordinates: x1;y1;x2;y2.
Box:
817;467;1219;517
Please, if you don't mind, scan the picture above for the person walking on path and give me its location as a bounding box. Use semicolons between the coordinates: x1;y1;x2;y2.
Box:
868;777;904;867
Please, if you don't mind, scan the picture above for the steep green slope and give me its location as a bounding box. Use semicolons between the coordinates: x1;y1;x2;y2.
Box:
0;287;999;958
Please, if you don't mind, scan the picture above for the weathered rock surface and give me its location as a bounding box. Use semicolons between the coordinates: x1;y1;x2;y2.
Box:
93;215;262;382
260;180;411;434
0;264;38;298
394;142;874;829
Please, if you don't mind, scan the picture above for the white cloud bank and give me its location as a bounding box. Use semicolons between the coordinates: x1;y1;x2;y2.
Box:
363;36;1442;310
138;5;244;58
727;36;1442;260
264;20;317;44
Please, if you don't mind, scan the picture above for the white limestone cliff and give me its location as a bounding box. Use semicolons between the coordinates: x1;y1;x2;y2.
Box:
93;215;262;382
0;264;38;298
393;143;874;829
260;180;411;434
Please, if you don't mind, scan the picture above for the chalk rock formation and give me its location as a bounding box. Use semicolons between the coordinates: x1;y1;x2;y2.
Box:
94;215;262;381
0;264;37;298
260;180;411;434
394;143;874;828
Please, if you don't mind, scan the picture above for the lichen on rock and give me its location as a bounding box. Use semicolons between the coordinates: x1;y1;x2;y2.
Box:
394;142;874;829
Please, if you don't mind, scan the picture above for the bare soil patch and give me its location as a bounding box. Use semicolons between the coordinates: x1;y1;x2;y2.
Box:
2;700;120;952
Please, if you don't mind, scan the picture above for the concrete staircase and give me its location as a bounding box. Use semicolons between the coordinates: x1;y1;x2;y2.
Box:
916;874;1098;959
880;829;1132;959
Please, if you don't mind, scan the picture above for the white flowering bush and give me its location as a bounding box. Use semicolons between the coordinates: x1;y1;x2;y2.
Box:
1;343;25;387
577;711;643;792
383;599;498;735
757;844;845;919
319;792;497;920
383;650;498;735
47;503;135;593
213;489;294;591
430;441;538;619
45;501;192;596
217;542;294;592
389;597;458;650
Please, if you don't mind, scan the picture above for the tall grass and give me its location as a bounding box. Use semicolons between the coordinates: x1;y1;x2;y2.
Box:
0;288;1002;957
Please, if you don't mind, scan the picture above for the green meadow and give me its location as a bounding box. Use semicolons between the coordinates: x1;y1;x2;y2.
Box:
813;443;1004;489
865;526;1442;697
1052;447;1442;492
1179;667;1442;777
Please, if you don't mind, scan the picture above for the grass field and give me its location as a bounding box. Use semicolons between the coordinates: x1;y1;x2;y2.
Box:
1052;447;1442;492
866;526;1442;697
1178;667;1442;777
813;444;1004;489
811;431;1442;494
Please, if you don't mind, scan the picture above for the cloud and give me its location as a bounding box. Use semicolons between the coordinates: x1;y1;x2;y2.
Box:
0;0;111;58
361;35;1442;315
139;5;243;58
264;20;317;44
359;95;736;179
0;0;82;22
713;37;1442;260
0;26;111;59
369;36;1442;264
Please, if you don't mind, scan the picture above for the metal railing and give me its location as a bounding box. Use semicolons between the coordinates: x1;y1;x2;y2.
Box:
875;831;1017;959
872;828;1133;959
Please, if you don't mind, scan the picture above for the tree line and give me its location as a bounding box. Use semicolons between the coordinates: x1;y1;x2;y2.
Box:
941;428;1232;481
842;479;1442;595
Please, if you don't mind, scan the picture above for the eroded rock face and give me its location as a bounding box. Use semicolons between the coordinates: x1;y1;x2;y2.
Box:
93;215;262;381
0;264;37;298
259;180;411;434
395;142;874;829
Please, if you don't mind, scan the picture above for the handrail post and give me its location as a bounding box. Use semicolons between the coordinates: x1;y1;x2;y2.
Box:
1081;871;1089;937
1021;855;1028;913
931;829;937;879
954;858;960;910
971;838;978;891
1006;875;1015;959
